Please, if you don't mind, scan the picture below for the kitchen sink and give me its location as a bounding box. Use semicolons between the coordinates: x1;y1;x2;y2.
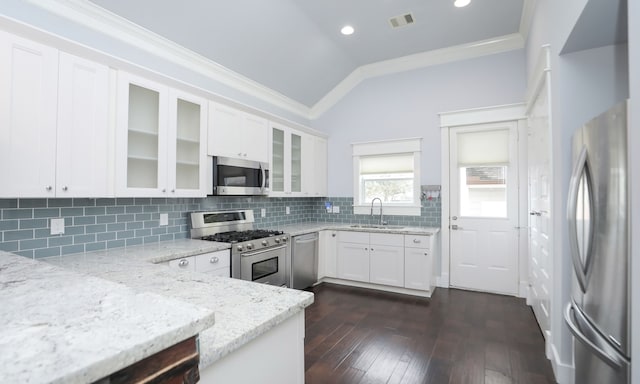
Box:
349;225;405;230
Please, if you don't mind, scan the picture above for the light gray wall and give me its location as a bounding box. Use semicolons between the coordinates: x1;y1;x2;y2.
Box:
0;0;311;126
524;0;630;378
312;49;526;196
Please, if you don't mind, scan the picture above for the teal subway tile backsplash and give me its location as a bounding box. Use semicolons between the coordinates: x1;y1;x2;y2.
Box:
0;195;440;259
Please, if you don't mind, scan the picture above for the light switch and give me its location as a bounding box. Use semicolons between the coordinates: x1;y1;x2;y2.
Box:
261;208;266;217
159;213;169;226
286;206;290;215
50;218;65;235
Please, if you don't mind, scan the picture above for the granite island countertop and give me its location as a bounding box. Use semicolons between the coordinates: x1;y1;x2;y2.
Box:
0;250;216;384
42;239;315;368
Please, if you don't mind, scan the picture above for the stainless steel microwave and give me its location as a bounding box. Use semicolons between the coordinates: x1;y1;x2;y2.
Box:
211;156;269;196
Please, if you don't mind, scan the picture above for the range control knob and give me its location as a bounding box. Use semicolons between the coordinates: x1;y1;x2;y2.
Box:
246;243;254;250
274;238;281;244
281;237;288;243
261;240;268;247
236;245;243;252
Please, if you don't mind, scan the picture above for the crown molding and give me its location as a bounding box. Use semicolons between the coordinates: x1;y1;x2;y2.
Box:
310;33;525;118
26;0;312;119
519;0;537;43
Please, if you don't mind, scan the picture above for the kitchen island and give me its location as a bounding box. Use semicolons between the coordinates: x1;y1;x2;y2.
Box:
1;239;314;383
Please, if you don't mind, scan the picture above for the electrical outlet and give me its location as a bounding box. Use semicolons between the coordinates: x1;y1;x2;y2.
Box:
333;206;340;214
50;218;65;235
261;208;266;217
159;213;169;226
286;206;290;215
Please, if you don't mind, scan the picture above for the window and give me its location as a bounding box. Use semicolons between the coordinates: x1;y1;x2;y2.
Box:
352;138;421;216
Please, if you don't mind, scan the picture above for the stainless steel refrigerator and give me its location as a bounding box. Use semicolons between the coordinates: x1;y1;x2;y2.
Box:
564;100;630;383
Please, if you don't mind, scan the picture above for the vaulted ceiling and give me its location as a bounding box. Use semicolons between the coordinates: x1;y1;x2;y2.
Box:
88;0;527;112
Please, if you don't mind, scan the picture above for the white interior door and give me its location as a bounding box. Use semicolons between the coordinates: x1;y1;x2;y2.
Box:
527;76;553;340
449;122;519;295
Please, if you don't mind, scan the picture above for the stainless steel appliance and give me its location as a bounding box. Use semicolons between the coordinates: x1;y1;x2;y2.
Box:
211;156;269;196
291;233;318;289
190;210;289;286
564;100;630;383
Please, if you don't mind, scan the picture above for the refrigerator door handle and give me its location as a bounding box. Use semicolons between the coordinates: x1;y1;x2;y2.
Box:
567;145;594;293
564;301;626;370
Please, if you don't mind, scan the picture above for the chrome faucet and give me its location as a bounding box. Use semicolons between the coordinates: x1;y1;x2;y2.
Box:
370;197;384;225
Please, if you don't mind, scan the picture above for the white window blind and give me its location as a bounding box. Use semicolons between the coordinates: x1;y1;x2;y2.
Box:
456;128;509;166
360;153;414;174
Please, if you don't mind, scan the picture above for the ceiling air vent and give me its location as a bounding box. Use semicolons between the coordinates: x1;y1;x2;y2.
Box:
389;12;415;28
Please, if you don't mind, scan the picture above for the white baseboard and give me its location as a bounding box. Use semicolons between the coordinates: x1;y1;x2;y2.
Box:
436;273;449;288
550;343;574;384
319;277;433;298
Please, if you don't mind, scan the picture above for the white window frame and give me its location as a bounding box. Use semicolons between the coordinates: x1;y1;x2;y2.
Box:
352;138;422;216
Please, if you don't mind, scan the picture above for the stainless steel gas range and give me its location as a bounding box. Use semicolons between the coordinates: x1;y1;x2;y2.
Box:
190;210;289;287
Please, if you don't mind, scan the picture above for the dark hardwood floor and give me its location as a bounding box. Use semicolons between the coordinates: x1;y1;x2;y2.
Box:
304;283;556;384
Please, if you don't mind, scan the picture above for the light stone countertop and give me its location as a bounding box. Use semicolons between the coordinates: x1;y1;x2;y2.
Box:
270;222;441;237
0;250;216;384
41;239;315;369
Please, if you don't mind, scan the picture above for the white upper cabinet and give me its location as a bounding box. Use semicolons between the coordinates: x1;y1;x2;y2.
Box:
208;102;269;162
0;31;110;198
56;52;110;197
169;89;207;197
302;134;328;197
116;72;207;197
270;123;303;196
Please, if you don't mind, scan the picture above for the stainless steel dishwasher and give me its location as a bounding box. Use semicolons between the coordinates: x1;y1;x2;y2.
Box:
291;233;318;289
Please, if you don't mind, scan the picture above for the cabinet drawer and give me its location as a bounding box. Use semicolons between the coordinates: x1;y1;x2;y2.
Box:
404;235;432;249
169;256;196;272
195;250;231;273
208;267;231;278
338;231;369;244
370;233;403;247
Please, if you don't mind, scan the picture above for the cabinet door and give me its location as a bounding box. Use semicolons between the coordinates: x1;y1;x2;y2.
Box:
290;132;302;194
243;113;269;162
0;32;58;197
116;72;168;197
370;245;404;287
169;89;207;197
404;248;432;291
207;102;243;158
271;126;287;194
314;136;328;196
337;242;369;282
318;230;338;279
56;52;110;197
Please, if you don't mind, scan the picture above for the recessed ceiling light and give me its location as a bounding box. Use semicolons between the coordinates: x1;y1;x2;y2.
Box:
341;25;355;35
454;0;471;7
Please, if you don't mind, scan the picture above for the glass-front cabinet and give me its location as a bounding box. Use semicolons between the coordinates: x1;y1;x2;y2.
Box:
270;124;302;196
117;72;206;197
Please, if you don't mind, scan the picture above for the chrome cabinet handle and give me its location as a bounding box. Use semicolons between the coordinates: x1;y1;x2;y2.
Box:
46;185;52;191
62;186;68;191
178;259;189;267
332;233;336;237
452;216;458;220
210;256;219;264
413;239;421;244
451;225;463;230
162;188;166;193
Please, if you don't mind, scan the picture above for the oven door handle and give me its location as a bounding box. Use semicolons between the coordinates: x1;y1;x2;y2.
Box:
241;244;287;257
259;164;266;192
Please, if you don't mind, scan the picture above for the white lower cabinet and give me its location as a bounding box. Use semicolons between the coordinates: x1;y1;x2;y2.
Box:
337;241;370;283
369;244;404;287
167;250;230;277
318;230;337;279
334;231;436;295
404;235;435;291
